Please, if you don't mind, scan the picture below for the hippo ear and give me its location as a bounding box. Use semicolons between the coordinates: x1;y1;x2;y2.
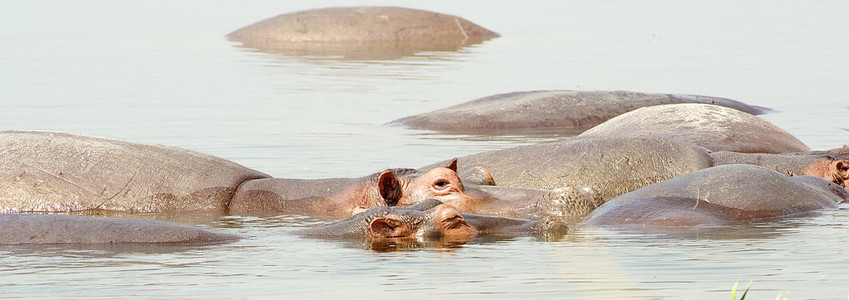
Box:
378;171;403;206
445;158;458;172
835;160;848;172
369;217;412;238
465;166;496;186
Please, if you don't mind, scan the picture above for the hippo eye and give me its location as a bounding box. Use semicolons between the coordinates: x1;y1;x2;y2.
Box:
434;180;449;189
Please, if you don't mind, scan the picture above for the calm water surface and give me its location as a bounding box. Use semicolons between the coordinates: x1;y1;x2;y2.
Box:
1;0;849;299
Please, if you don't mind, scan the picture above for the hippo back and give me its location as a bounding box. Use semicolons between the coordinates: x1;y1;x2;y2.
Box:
388;90;767;133
424;137;714;204
586;165;844;227
0;130;269;213
578;103;809;153
226;6;499;58
0;214;241;244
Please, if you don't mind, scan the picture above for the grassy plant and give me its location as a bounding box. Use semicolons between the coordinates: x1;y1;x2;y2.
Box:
731;280;752;300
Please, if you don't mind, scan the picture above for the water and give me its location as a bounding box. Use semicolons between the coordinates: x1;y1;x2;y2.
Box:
1;0;849;298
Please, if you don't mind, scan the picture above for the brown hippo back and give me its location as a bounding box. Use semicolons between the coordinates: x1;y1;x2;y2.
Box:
422;137;714;205
0;214;241;245
0;130;269;213
226;6;499;58
586;164;846;227
578;103;809;153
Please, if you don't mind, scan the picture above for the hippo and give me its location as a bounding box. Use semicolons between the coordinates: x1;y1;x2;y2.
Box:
422;137;715;210
227;6;499;59
710;150;849;188
229;159;482;218
230;160;604;221
387;90;769;133
578;103;809;153
584;164;849;227
0;214;240;245
0;130;484;217
296;199;565;245
0;130;269;214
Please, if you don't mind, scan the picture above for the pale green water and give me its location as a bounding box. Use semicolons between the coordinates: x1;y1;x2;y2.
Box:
1;0;849;299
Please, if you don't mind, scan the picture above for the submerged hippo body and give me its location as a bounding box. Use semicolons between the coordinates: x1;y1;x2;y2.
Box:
296;199;558;243
0;130;269;214
423;137;714;209
578;103;809;153
710;151;849;188
227;6;499;59
585;165;848;227
228;160;603;220
0;214;240;245
229;160;478;218
388;90;768;133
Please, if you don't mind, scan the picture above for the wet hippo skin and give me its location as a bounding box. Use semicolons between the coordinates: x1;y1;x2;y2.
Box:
227;6;499;58
578;103;809;153
0;214;241;245
388;90;769;133
585;164;848;227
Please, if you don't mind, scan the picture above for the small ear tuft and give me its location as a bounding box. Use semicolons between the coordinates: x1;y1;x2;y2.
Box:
378;171;403;206
369;217;408;238
446;158;458;172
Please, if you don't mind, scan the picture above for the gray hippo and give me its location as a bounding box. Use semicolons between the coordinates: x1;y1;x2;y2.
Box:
578;103;809;153
388;90;768;133
584;164;849;227
227;6;499;59
710;150;849;188
296;199;564;245
231;161;604;222
0;130;486;217
0;214;240;245
422;137;715;207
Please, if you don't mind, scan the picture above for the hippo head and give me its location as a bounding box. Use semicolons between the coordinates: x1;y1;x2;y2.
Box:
812;146;849;189
367;199;477;241
827;160;848;188
375;159;482;212
298;199;477;243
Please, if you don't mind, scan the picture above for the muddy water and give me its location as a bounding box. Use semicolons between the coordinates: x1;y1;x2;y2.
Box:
1;0;849;299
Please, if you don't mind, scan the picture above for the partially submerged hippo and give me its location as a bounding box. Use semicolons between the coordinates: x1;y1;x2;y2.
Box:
296;199;563;245
0;214;240;245
578;103;809;153
585;165;849;227
388;90;769;133
230;159;478;218
227;6;499;59
710;150;849;188
0;130;482;217
422;137;714;208
0;130;269;214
